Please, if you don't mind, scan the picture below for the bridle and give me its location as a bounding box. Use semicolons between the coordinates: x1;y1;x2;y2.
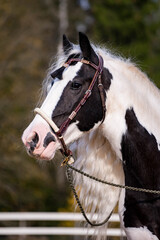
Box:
35;54;105;165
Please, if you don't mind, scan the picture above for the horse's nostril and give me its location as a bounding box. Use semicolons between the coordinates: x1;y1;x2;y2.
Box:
43;132;56;148
27;132;39;152
33;132;39;144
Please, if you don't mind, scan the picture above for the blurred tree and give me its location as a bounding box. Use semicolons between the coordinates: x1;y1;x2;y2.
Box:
91;0;160;87
58;0;68;52
0;0;69;214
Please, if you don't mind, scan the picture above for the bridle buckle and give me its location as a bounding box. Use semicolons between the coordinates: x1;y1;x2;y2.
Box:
85;89;92;97
61;155;75;166
81;59;90;65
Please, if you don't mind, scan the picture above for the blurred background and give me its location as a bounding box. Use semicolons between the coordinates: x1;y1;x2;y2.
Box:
0;0;160;239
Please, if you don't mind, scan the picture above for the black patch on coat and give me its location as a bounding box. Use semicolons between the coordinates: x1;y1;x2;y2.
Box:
121;108;160;238
51;67;65;80
51;62;112;132
43;132;56;148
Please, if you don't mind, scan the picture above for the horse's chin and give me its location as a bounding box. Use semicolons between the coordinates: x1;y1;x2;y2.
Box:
28;141;59;161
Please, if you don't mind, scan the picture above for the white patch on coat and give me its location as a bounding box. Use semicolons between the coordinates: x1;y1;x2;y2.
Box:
40;62;83;118
25;62;83;141
125;226;159;240
118;188;126;229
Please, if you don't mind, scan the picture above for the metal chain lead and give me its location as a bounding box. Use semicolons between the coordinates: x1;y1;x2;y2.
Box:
66;164;113;227
66;162;160;195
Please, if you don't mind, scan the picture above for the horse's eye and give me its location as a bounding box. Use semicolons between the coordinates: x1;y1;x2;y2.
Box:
71;82;82;90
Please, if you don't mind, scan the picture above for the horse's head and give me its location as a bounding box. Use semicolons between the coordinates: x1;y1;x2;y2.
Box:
22;33;112;161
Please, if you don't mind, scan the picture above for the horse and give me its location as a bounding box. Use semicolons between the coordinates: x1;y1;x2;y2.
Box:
22;32;160;240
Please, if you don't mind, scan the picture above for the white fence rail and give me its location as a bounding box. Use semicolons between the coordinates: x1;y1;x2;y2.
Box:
0;212;125;237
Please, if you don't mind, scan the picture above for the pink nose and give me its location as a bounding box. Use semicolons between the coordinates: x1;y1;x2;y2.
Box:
22;122;56;156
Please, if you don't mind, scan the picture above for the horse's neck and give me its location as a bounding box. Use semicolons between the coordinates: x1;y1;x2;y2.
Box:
71;128;124;217
102;56;160;159
73;128;122;174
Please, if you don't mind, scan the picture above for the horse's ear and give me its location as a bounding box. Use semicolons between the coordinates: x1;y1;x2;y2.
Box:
63;35;73;54
79;32;98;65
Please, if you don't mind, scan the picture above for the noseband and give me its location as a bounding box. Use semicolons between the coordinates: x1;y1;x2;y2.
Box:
34;54;105;165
